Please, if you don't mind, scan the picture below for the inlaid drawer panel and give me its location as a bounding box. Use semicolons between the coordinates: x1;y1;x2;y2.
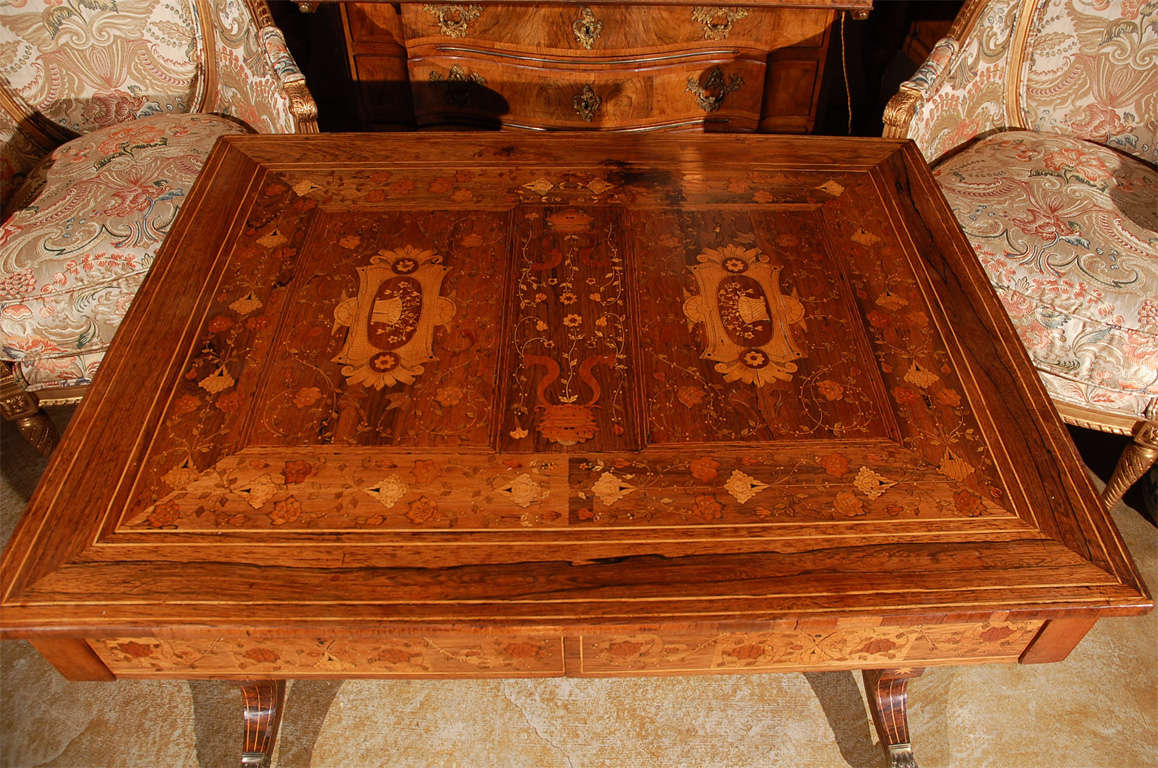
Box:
85;617;1042;678
90;631;567;678
397;4;831;53
409;49;766;130
576;619;1045;676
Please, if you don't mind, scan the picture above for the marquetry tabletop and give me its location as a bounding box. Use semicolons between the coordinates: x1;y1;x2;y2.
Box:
0;133;1149;765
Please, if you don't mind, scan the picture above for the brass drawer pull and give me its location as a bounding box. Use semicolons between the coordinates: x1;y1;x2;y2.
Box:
686;66;744;112
429;64;486;108
690;7;750;40
423;4;483;37
572;7;604;49
573;84;602;122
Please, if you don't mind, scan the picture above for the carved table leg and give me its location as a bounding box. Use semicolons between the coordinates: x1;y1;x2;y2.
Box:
240;680;286;768
1101;418;1158;510
863;667;924;768
0;362;58;455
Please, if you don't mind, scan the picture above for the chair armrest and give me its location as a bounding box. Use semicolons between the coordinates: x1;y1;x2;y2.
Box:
882;0;1023;163
207;0;318;134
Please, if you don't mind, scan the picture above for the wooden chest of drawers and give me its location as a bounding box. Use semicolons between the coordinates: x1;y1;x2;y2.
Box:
338;1;871;131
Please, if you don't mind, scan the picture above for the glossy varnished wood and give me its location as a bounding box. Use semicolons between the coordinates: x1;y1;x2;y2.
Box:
0;135;1149;682
339;1;848;131
240;680;285;768
863;667;923;768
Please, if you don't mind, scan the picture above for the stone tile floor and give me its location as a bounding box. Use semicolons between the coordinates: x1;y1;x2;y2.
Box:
1;408;1155;768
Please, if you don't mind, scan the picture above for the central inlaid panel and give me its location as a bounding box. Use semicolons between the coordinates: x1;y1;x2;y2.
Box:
111;159;1013;537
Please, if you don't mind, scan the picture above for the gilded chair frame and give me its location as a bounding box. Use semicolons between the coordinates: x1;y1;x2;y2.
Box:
882;0;1158;509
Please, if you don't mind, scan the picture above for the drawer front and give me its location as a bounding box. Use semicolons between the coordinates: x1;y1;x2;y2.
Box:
90;631;567;678
84;617;1043;678
576;618;1045;676
398;4;831;53
409;49;766;130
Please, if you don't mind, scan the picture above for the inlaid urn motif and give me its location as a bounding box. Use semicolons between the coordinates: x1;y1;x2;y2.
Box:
683;243;806;386
331;246;457;389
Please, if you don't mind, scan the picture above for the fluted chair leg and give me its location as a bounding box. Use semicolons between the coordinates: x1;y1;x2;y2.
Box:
1101;419;1158;510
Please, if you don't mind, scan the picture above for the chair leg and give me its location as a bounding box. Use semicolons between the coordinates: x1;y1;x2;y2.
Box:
1100;419;1158;510
0;362;58;456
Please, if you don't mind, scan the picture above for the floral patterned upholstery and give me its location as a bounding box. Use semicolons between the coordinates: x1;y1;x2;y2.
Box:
898;0;1025;163
1021;0;1157;165
886;0;1158;423
0;92;51;214
893;0;1157;166
0;0;310;137
935;132;1157;418
0;0;315;397
0;114;248;391
0;0;203;135
207;0;309;134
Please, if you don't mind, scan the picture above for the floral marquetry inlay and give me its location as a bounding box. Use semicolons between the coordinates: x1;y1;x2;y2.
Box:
683;244;806;387
331;246;457;389
504;207;636;451
9;135;1143;702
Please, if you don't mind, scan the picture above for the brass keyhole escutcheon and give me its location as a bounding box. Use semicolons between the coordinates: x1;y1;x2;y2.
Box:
423;3;483;37
572;7;603;49
690;6;750;40
573;84;602;122
429;64;486;108
686;66;744;112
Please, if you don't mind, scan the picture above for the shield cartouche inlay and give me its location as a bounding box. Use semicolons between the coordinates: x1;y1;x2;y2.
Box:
683;244;805;386
332;246;456;388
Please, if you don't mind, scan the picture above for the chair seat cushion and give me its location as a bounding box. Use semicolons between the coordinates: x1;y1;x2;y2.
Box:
0;113;248;392
934;131;1158;420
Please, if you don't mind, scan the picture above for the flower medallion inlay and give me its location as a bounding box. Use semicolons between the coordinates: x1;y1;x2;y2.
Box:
331;246;457;389
683;244;806;386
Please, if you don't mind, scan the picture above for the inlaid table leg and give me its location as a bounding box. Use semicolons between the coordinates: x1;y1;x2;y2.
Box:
240;680;286;768
862;667;924;768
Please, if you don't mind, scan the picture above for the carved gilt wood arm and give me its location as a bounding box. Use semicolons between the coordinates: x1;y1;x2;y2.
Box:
204;0;319;134
882;0;1027;163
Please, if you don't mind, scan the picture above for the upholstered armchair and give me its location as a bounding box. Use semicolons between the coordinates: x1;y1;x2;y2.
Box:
884;0;1157;508
0;0;317;452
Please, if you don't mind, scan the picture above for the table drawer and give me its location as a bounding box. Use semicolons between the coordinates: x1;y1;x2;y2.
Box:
409;48;766;130
84;617;1044;678
89;631;567;678
575;619;1045;675
397;4;830;53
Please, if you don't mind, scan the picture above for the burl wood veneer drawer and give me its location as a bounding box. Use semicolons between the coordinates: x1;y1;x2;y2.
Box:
410;49;766;130
396;4;831;53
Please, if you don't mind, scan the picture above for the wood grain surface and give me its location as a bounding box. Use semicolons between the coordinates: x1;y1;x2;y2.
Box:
340;1;843;131
0;134;1149;682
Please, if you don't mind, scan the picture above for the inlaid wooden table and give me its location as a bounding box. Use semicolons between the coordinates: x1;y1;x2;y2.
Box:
0;134;1150;768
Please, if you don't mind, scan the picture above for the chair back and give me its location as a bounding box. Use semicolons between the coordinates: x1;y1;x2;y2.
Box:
1017;0;1156;165
0;0;213;136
